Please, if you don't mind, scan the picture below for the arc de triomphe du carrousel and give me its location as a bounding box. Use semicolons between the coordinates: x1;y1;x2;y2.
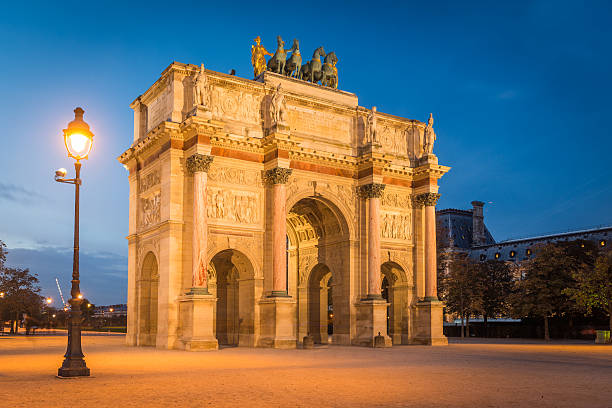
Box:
118;39;450;350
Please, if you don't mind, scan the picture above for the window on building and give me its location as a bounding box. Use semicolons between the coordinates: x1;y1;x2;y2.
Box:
480;254;486;261
601;240;607;247
494;252;500;259
526;248;532;256
509;250;516;258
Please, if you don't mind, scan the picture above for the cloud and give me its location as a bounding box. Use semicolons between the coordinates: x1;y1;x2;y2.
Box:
4;246;127;305
0;183;46;203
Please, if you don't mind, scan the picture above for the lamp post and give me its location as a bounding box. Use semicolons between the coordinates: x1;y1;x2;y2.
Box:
55;107;93;377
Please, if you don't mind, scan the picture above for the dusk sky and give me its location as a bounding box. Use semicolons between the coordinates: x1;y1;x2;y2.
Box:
1;1;611;305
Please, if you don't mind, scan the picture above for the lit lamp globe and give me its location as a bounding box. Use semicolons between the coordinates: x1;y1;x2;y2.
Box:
63;107;94;161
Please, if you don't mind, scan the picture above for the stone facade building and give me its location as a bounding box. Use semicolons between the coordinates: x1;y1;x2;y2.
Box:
437;201;611;262
118;62;450;350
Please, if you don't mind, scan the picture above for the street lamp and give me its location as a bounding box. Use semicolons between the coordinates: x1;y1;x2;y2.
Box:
55;107;93;378
46;297;52;305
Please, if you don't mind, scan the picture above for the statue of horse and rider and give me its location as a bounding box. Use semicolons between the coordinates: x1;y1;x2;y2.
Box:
260;36;338;89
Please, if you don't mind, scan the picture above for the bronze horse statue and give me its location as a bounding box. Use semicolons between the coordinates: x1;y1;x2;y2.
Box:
283;39;302;78
267;36;289;74
299;46;326;84
321;51;338;88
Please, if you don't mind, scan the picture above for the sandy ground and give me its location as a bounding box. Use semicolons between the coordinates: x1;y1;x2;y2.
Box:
1;335;611;408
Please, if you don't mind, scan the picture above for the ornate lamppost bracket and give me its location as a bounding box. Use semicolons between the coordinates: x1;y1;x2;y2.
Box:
358;183;385;199
186;154;214;174
264;167;293;185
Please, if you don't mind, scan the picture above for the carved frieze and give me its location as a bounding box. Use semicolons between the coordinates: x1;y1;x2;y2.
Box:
139;170;160;193
210;86;262;124
381;192;411;208
140;192;161;229
381;212;412;240
207;188;260;224
378;123;408;156
208;166;261;186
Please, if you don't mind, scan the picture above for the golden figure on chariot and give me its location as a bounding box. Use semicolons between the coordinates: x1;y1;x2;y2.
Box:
251;36;273;77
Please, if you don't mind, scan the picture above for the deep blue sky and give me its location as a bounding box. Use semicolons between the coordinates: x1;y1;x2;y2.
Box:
1;1;611;305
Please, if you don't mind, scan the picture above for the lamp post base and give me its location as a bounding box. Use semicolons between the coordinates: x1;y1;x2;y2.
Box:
58;358;90;377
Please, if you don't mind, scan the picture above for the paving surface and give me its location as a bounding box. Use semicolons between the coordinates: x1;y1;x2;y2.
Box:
0;335;611;407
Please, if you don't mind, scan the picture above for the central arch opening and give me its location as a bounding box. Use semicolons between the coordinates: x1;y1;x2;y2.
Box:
138;252;158;347
287;196;351;345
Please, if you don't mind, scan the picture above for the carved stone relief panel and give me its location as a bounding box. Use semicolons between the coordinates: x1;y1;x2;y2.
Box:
140;192;161;229
381;211;412;241
139;170;161;193
208;166;262;186
381;191;412;209
206;187;260;225
210;86;262;124
378;122;408;157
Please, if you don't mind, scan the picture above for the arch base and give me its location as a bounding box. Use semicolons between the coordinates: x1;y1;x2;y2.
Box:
258;297;297;348
177;294;219;351
413;300;448;346
352;300;392;347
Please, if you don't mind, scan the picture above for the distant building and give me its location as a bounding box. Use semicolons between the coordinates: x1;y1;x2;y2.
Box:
93;304;127;318
437;201;610;262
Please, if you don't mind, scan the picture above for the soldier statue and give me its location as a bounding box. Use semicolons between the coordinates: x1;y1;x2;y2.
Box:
269;84;288;125
193;63;208;107
423;113;436;155
365;106;378;144
251;36;273;78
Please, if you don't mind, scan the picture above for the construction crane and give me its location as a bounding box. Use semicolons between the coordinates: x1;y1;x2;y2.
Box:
55;278;67;309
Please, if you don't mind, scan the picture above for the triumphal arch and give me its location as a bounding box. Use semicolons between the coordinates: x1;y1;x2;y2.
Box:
119;43;449;350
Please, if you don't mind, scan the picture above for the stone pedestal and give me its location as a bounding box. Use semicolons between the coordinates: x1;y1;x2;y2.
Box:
258;297;297;348
177;294;218;351
413;300;448;345
353;299;392;347
189;104;212;120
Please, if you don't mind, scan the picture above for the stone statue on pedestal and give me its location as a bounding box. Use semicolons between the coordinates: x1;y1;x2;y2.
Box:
193;63;208;108
423;113;436;155
269;84;288;125
365;106;378;145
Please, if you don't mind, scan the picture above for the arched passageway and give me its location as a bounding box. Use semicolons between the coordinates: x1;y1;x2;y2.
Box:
287;196;351;345
381;261;412;344
208;249;256;347
138;252;159;346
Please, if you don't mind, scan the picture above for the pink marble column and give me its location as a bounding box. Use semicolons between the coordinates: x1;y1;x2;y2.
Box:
418;193;441;300
265;167;293;297
360;183;386;299
186;154;214;294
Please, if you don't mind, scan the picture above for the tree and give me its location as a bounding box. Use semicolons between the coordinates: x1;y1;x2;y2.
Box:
473;260;514;337
511;241;593;341
438;250;480;338
565;248;612;336
0;241;43;334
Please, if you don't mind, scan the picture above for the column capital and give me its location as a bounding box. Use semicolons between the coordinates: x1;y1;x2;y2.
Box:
264;167;293;185
186;154;214;174
415;192;440;207
359;183;385;199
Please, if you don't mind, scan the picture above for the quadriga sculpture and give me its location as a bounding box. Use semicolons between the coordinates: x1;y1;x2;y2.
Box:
267;36;290;75
321;51;338;88
299;46;326;84
284;39;302;78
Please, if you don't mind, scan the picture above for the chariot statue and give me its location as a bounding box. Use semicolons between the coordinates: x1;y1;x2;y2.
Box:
321;51;338;88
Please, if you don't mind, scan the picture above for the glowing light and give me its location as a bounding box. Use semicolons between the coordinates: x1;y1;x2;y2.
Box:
52;314;56;318
77;294;83;300
62;107;94;161
46;297;52;304
109;308;114;313
87;303;92;308
0;292;4;298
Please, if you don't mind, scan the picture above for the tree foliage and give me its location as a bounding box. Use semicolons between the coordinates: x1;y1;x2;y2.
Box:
565;248;612;334
511;241;594;340
473;260;514;335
